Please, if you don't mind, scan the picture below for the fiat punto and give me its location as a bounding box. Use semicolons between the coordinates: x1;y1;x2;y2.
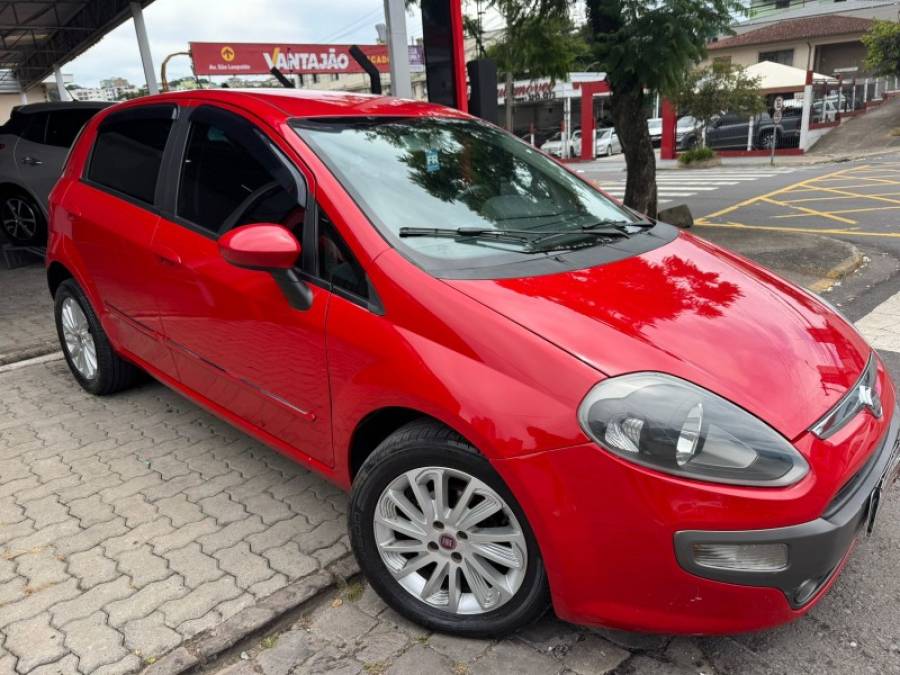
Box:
46;89;898;637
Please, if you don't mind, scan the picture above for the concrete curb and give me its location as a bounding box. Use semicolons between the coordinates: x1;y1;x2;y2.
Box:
809;244;867;293
0;341;62;367
142;556;361;675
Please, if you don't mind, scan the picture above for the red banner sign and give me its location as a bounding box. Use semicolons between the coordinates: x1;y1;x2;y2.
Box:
189;42;393;76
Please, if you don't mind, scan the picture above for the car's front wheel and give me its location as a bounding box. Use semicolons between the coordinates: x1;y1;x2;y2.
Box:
349;420;550;637
54;279;141;395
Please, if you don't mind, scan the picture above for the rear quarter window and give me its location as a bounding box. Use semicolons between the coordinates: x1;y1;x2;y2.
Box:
47;109;104;148
87;105;175;205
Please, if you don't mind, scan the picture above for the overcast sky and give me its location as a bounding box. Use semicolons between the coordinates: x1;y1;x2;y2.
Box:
63;0;450;87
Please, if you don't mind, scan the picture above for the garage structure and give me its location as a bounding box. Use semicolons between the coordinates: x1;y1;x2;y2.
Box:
0;1;158;121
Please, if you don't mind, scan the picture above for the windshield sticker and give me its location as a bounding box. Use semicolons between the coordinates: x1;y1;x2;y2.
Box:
425;149;440;173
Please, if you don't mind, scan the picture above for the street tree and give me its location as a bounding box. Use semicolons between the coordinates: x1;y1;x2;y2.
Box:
487;1;585;130
863;20;900;78
670;62;764;148
583;0;741;217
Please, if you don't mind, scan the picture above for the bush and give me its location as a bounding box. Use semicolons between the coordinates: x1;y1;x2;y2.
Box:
678;146;716;165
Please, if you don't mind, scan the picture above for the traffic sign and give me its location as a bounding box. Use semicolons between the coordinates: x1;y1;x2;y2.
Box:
774;96;784;111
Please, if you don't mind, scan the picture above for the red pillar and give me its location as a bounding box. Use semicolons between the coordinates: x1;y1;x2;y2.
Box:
578;80;610;160
660;98;676;160
449;0;468;112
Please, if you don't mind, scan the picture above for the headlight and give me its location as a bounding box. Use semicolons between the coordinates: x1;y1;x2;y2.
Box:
578;373;809;486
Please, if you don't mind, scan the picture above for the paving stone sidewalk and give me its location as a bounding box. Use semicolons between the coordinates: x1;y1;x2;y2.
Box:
0;360;349;674
0;264;57;365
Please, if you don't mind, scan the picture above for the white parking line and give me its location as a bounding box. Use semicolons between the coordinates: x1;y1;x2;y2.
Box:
856;292;900;354
0;351;64;374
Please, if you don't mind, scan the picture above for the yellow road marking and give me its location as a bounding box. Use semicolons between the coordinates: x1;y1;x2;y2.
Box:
777;191;900;203
772;205;900;218
699;165;862;221
760;196;857;224
694;221;900;238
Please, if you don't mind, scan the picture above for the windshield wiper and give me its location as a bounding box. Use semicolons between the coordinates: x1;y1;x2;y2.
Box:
397;226;629;253
581;218;655;231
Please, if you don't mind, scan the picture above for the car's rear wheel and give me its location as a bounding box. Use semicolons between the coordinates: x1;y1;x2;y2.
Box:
349;420;550;637
54;279;140;395
1;193;46;246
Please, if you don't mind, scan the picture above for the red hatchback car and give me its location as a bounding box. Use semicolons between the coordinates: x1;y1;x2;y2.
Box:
47;90;898;637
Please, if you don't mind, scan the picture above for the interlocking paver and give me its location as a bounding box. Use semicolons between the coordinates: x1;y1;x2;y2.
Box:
64;611;128;673
160;576;242;628
114;545;170;588
51;576;134;628
122;612;181;659
66;547;117;590
15;549;69;590
263;543;318;580
107;575;187;628
5;613;66;673
214;542;273;590
165;543;223;588
199;493;248;525
112;494;158;528
155;495;204;527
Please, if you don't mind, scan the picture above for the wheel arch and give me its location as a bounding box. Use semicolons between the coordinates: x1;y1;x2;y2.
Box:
47;260;74;298
348;407;476;483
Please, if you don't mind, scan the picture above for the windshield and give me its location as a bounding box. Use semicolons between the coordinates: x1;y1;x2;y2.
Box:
599;128;613;139
293;116;643;274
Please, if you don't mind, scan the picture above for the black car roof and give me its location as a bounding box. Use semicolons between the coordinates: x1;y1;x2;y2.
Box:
12;101;112;115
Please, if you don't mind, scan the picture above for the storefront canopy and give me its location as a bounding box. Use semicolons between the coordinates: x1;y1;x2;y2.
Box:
0;1;156;91
745;60;837;93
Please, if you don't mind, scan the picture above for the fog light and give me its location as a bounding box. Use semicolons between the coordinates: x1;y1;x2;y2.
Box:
692;543;788;572
793;578;821;606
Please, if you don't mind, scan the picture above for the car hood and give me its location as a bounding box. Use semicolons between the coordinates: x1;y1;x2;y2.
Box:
446;232;871;441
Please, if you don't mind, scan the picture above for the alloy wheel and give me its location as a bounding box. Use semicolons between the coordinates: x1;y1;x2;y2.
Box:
2;197;37;242
373;466;528;615
60;297;98;380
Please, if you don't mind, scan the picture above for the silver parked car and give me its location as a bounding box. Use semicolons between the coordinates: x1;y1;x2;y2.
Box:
0;101;110;246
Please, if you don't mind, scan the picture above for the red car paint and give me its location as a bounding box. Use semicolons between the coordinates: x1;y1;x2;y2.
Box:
47;89;895;634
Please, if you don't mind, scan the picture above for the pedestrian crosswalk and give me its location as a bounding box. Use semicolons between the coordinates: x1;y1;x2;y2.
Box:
594;168;801;204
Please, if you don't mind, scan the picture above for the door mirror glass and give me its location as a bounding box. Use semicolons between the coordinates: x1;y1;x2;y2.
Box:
219;223;300;270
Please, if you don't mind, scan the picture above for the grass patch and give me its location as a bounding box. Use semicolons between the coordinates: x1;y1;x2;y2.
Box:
260;635;278;650
678;146;716;165
344;580;365;602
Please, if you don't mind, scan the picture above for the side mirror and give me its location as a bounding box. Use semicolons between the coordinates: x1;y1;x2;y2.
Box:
219;223;300;271
220;223;312;310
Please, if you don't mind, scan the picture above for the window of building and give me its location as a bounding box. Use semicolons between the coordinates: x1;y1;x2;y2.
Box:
317;207;369;302
759;49;794;66
775;0;790;9
46;109;102;148
88;106;174;204
177;106;305;236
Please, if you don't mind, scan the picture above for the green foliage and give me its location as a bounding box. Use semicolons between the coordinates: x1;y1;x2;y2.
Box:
670;61;765;146
863;20;900;78
678;146;715;164
584;1;743;95
486;1;586;80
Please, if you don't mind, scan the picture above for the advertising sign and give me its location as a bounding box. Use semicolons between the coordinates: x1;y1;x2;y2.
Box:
190;42;424;76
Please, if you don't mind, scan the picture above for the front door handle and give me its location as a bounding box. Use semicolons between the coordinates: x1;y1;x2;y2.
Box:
154;246;183;266
21;156;43;166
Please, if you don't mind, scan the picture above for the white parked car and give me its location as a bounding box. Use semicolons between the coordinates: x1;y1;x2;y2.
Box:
595;127;621;156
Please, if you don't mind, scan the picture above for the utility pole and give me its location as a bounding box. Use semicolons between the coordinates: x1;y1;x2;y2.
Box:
383;0;412;99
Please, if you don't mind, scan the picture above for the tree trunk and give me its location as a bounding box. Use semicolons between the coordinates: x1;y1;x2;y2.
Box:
611;88;658;218
505;72;514;131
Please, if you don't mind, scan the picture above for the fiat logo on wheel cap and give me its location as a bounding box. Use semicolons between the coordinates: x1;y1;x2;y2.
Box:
439;534;457;550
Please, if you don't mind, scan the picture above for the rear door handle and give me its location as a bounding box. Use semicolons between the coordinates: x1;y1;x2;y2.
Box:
21;156;43;166
154;246;183;266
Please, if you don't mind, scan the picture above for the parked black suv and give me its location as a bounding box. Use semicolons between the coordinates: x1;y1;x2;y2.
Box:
678;111;789;151
0;101;110;246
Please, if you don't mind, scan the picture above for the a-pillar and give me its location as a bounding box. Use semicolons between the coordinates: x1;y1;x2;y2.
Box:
660;98;677;160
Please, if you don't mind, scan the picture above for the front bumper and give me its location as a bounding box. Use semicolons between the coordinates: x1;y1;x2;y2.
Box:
494;392;897;634
675;407;900;609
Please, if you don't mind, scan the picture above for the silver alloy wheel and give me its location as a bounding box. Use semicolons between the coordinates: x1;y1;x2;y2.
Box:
2;197;37;241
374;466;528;615
61;297;98;380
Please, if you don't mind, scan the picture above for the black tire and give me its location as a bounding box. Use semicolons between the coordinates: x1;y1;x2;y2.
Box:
682;135;697;150
349;419;550;637
54;279;140;395
0;191;46;245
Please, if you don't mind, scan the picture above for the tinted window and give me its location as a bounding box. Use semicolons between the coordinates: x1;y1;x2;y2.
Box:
21;112;48;143
88;107;174;204
46;109;101;148
178;108;303;235
318;208;368;301
0;111;28;136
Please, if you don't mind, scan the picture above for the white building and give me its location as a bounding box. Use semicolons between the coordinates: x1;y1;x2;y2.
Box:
69;87;111;101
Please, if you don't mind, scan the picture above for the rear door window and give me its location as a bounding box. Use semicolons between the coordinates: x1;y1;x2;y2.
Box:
87;105;175;205
20;112;49;144
47;108;103;148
